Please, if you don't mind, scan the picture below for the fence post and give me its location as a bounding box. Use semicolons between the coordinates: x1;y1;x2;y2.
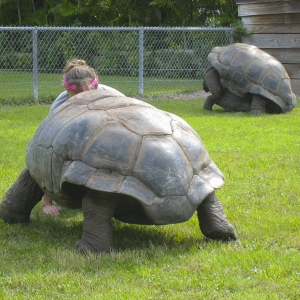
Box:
229;28;234;44
32;26;38;99
138;27;144;95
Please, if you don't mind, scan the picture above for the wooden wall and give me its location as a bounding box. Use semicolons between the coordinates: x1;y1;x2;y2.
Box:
236;0;300;95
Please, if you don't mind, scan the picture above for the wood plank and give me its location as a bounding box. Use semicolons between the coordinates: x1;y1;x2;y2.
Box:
260;48;300;63
242;13;300;25
244;23;300;34
282;64;300;79
242;34;300;48
236;0;294;4
239;1;300;17
291;79;300;95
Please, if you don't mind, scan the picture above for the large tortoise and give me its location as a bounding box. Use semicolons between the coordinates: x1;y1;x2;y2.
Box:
203;43;296;114
0;90;236;253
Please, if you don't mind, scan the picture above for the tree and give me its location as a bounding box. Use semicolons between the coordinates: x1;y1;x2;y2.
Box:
0;0;24;25
0;0;239;27
149;0;238;27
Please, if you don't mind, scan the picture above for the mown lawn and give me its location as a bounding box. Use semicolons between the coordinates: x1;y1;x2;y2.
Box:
0;71;201;105
0;98;299;299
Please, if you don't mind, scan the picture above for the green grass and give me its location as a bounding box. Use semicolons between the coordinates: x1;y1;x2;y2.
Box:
0;71;202;105
0;100;300;299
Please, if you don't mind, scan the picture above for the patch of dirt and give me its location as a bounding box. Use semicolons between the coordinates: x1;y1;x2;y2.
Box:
135;90;211;101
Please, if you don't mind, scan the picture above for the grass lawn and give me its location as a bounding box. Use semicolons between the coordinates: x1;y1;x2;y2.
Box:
0;71;202;105
0;98;299;299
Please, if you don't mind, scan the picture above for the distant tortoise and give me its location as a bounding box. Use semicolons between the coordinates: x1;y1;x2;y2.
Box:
203;43;296;114
0;90;236;254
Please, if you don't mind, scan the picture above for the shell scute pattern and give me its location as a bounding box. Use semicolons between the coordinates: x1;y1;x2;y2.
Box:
107;106;173;135
171;119;210;174
207;43;296;112
82;122;141;173
53;110;112;160
26;90;225;224
133;135;193;197
243;58;266;83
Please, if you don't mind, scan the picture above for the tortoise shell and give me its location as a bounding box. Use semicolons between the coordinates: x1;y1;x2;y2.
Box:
207;43;296;113
26;90;224;224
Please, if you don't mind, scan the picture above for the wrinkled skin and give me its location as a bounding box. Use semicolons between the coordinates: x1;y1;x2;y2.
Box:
0;169;236;254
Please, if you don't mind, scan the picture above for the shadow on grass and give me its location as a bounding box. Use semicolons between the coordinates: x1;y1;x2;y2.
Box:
112;220;200;251
0;205;227;256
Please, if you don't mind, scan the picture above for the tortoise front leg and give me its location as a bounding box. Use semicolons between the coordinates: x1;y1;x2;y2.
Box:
0;168;44;223
75;191;118;254
251;95;268;115
197;191;237;241
203;95;216;111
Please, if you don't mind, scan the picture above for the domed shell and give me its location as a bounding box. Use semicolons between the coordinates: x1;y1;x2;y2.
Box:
26;90;224;224
207;43;296;113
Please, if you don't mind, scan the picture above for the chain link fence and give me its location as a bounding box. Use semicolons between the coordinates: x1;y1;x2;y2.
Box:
0;26;233;104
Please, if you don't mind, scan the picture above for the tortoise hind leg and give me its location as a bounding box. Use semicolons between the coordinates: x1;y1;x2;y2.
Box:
203;65;223;99
0;168;44;223
75;191;118;254
251;95;268;115
197;192;237;241
218;89;251;112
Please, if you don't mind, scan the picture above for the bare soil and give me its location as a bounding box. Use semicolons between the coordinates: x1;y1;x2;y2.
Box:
135;90;210;101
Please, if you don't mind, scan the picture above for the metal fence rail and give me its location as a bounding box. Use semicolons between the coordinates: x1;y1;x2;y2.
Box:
0;26;233;102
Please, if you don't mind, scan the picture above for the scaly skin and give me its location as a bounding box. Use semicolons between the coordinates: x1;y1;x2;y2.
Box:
203;65;223;99
0;168;43;223
0;170;237;253
197;192;237;241
203;95;216;111
75;191;119;254
251;95;268;115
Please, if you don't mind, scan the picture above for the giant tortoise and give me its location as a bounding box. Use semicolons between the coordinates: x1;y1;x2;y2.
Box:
0;90;237;253
203;43;296;114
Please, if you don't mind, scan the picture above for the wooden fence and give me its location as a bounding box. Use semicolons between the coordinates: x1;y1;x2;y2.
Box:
236;0;300;95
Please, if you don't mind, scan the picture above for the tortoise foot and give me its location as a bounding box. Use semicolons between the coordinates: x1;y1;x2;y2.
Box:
202;223;237;241
251;109;264;116
76;191;117;254
203;95;215;111
251;95;267;115
75;238;112;254
197;192;237;241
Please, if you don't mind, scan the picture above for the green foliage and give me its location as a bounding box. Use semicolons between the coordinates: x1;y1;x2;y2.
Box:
85;31;139;76
232;20;253;43
0;31;33;69
144;49;200;78
203;0;238;27
0;100;299;299
0;0;239;27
